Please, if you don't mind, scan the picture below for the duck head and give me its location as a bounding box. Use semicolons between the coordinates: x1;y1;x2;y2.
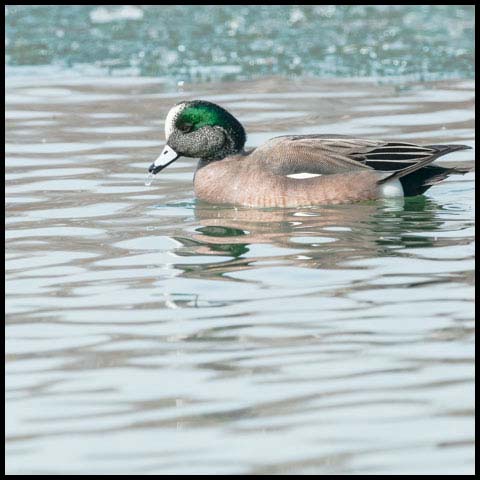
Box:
148;100;246;175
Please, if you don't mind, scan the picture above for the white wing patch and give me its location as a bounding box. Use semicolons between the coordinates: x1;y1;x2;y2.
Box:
286;173;322;179
165;103;186;140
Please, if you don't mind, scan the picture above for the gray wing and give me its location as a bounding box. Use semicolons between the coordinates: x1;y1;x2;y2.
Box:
250;135;438;175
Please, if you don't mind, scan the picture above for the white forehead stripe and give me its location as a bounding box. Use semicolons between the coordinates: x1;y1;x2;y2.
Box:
165;103;186;140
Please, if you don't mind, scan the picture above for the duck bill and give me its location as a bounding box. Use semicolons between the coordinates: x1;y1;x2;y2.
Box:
148;145;180;175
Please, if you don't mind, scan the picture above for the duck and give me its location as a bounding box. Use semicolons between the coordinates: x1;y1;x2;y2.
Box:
147;100;471;208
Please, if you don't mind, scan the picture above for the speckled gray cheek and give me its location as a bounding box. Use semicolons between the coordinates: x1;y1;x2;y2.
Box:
168;126;230;160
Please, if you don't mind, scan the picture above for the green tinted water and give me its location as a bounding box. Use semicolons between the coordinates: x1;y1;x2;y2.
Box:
5;5;475;82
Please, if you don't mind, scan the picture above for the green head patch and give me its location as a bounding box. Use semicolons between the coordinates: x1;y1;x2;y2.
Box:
178;104;224;132
168;100;246;152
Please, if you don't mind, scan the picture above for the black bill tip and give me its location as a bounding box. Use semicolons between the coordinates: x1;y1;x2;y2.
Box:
148;163;163;175
148;159;178;175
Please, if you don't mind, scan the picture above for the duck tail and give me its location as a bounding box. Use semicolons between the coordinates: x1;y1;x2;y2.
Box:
377;144;472;196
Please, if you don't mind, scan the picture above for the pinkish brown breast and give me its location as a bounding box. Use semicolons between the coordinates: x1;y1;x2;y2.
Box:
194;158;383;207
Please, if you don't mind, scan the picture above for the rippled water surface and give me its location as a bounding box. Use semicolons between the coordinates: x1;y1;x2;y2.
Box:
5;76;475;474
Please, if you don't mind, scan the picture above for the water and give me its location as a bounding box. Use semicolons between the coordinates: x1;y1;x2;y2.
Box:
5;5;475;82
4;4;476;474
5;73;475;474
144;172;156;187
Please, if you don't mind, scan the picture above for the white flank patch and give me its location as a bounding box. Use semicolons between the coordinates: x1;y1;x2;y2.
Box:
165;103;186;140
381;179;404;198
286;173;322;179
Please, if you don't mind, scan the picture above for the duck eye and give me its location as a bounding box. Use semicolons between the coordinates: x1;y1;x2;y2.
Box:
179;122;193;133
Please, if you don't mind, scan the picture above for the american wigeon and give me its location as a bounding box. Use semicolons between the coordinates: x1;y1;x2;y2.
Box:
147;100;471;208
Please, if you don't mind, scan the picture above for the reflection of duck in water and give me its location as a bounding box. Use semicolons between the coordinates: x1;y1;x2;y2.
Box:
148;101;470;207
170;197;462;277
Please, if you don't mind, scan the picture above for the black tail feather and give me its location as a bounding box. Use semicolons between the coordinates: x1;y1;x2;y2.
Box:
399;165;471;196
